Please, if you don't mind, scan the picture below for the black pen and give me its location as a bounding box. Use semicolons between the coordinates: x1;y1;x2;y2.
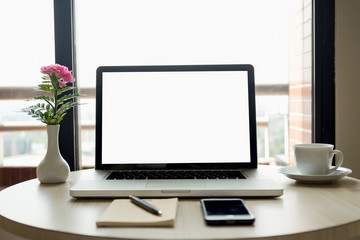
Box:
129;195;163;216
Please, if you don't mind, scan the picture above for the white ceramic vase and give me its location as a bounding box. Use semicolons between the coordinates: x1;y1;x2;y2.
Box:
37;124;70;184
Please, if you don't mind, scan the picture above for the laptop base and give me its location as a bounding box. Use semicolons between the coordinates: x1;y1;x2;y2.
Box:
70;178;283;198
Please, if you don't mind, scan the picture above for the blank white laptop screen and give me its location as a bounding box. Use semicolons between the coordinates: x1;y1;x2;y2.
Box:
101;70;251;164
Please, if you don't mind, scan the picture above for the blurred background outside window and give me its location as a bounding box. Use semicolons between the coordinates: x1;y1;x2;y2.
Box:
0;0;312;180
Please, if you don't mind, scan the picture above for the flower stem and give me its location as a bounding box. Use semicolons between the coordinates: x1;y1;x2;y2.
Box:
54;88;58;114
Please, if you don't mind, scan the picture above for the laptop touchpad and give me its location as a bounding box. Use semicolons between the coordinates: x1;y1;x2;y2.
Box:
146;180;206;189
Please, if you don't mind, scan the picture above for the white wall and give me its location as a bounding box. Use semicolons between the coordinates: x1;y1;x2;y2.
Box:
335;0;360;179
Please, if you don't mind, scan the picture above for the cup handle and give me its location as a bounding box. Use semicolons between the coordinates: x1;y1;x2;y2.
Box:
328;150;343;174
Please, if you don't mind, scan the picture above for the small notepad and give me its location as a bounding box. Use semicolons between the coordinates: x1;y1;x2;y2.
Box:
97;198;178;227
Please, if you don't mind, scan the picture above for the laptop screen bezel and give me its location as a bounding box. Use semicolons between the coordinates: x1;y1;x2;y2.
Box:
95;64;257;170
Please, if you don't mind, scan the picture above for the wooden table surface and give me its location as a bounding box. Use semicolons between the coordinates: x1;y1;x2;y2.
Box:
0;166;359;240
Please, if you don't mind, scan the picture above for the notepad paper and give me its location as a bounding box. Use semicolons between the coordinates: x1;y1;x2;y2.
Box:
97;198;178;227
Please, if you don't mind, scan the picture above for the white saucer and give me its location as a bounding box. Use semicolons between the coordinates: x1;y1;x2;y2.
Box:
278;166;352;183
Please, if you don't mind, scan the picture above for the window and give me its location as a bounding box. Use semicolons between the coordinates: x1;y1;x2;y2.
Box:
0;0;54;186
0;0;335;186
75;0;318;167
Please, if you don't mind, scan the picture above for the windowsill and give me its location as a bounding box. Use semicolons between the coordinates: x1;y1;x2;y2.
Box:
1;154;43;167
1;154;95;169
1;157;288;168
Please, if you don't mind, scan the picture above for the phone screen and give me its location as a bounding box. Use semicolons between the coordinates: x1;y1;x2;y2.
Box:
203;200;250;216
201;198;255;225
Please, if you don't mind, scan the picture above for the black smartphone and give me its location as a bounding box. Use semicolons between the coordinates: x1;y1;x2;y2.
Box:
200;198;255;225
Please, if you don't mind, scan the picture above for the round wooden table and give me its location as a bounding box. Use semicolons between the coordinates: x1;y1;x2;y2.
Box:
0;166;359;240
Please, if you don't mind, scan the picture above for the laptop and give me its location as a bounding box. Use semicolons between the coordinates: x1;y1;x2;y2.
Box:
70;64;283;198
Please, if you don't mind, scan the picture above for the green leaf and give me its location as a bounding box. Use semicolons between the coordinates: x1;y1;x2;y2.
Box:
57;86;78;95
36;84;54;94
22;77;83;124
34;96;54;105
48;119;57;125
55;102;80;117
37;83;52;89
57;93;82;106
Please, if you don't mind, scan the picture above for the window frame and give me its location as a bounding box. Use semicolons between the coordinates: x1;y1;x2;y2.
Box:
55;0;335;170
54;0;80;170
312;0;335;145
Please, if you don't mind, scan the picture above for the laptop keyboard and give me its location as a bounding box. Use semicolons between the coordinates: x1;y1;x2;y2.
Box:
106;170;246;180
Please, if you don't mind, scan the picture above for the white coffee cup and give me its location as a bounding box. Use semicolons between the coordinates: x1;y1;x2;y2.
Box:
293;143;343;175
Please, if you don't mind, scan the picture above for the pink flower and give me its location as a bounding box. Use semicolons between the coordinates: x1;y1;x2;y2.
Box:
40;64;75;88
58;80;67;88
